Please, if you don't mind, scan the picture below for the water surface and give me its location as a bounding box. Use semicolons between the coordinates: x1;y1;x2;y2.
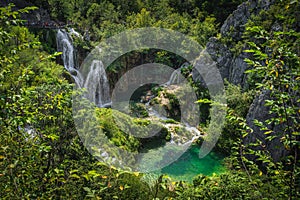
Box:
161;145;225;182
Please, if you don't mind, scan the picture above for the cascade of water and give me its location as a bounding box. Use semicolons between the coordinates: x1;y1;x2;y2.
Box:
143;61;201;145
56;29;84;87
69;28;82;39
145;99;201;145
84;60;111;107
56;29;111;107
164;62;189;86
165;68;181;85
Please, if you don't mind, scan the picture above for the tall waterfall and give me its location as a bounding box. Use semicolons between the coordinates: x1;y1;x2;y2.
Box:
57;29;84;87
56;29;111;107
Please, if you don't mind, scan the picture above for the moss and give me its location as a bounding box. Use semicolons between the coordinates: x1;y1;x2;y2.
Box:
139;125;171;151
151;85;163;96
133;118;150;126
164;119;179;124
95;108;141;152
230;41;246;56
95;108;172;152
129;102;149;118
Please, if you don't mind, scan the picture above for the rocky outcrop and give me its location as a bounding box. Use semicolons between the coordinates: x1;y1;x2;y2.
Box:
192;0;275;87
229;50;250;86
193;37;233;84
193;0;289;163
220;0;274;40
150;86;181;121
244;90;288;162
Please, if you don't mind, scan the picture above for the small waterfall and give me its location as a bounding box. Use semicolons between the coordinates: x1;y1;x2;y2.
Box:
143;61;201;145
164;62;189;86
57;29;111;107
165;68;181;85
69;28;82;39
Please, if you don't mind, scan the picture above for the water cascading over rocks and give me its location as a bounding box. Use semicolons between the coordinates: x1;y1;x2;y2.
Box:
56;29;83;87
56;29;111;107
84;60;111;107
164;62;189;86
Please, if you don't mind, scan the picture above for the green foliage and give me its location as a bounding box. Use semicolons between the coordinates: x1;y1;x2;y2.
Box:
95;108;141;152
229;1;300;198
0;5;80;198
1;1;299;199
215;82;254;154
225;81;255;117
192;83;211;124
201;1;299;198
130;102;149;118
175;170;290;199
47;0;73;21
30;29;58;53
0;5;163;199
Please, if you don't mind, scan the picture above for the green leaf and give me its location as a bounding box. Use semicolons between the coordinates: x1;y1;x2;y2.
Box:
264;130;273;135
70;174;81;179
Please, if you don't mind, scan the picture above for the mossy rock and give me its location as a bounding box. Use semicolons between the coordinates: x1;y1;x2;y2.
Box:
96;108;171;152
150;87;181;121
129;102;149;118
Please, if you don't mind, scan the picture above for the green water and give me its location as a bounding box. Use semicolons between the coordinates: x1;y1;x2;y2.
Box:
160;145;226;182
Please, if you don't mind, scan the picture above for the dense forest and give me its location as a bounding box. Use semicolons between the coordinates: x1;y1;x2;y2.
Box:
0;0;299;199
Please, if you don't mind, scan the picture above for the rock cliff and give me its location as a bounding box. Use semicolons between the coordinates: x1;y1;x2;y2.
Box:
244;90;288;162
193;0;274;87
193;0;289;162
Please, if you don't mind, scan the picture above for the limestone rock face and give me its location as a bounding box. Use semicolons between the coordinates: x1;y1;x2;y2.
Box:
192;0;289;162
192;37;250;86
229;51;250;86
221;0;274;40
205;37;233;82
244;90;288;162
192;0;275;87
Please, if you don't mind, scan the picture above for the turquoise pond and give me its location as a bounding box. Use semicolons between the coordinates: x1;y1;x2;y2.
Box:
160;145;226;182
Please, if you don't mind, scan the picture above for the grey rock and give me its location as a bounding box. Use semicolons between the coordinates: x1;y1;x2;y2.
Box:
193;0;275;87
271;22;282;32
192;37;233;84
229;51;250;85
221;0;274;41
206;37;233;81
245;90;288;162
192;0;287;164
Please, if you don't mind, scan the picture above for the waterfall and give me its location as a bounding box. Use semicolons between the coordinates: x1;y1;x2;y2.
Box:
143;61;201;145
69;28;82;39
164;62;189;86
56;29;111;107
84;60;111;107
56;29;84;87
